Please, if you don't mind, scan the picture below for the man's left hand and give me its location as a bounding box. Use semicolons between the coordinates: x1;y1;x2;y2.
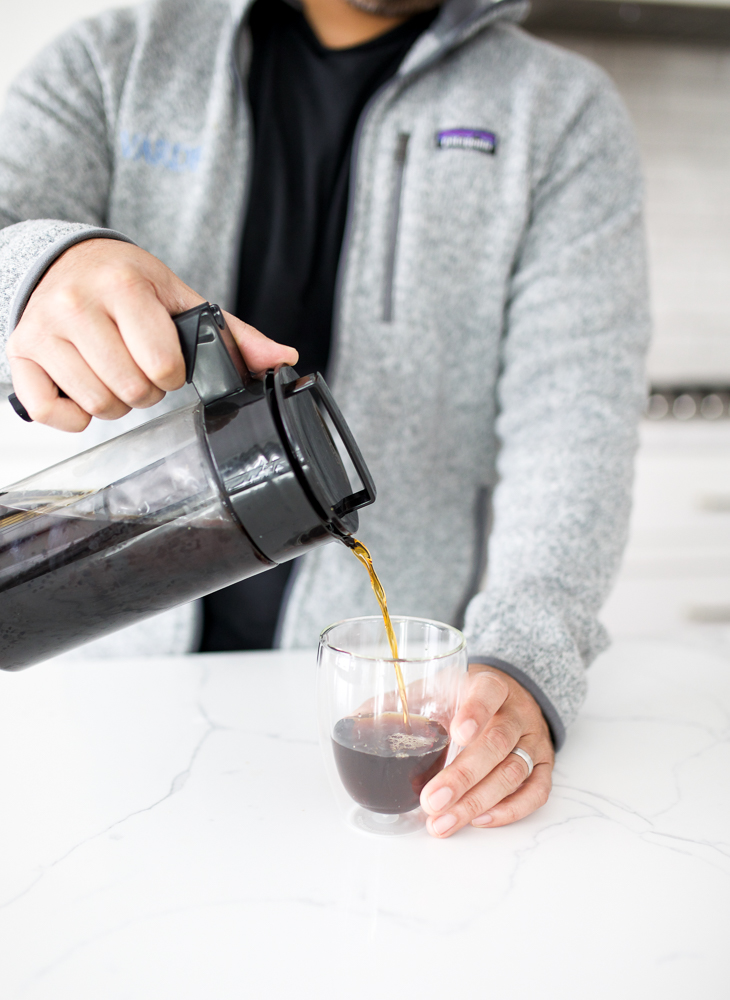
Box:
420;665;555;837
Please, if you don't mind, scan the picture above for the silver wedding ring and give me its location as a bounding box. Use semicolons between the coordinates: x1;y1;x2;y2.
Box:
510;747;534;778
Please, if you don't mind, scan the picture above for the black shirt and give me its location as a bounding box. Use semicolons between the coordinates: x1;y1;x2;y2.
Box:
200;0;435;653
237;0;436;375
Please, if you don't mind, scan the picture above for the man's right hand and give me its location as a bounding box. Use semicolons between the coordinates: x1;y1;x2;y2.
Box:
6;239;299;432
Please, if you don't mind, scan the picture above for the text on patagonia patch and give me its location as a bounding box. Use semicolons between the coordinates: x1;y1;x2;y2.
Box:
437;128;497;155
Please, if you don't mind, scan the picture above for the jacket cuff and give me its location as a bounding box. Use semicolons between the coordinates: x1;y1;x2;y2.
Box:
7;226;135;331
467;654;566;750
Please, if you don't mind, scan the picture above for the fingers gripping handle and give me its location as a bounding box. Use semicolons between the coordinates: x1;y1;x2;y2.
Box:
8;387;70;422
8;392;41;423
7;302;244;421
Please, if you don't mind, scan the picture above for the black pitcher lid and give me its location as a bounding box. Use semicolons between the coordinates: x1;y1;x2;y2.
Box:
271;367;376;538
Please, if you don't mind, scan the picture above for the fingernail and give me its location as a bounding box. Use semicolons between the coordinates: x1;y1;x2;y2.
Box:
456;719;478;744
432;813;457;836
472;813;493;827
426;786;453;812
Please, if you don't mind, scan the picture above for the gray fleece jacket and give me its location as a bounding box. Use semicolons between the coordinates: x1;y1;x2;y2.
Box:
0;0;650;747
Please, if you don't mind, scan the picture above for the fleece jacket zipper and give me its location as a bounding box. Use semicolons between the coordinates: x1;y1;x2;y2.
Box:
382;132;410;323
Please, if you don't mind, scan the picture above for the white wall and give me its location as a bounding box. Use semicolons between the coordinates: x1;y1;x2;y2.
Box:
0;0;132;107
546;33;730;384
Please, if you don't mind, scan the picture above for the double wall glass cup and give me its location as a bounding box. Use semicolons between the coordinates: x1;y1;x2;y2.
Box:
317;616;467;836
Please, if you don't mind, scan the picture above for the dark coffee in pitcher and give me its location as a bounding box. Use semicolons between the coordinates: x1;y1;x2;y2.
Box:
0;488;270;669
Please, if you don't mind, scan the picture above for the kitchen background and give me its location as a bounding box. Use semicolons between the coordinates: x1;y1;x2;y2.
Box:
1;0;729;647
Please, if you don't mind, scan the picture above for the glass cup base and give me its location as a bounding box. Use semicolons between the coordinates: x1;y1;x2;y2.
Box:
347;805;426;837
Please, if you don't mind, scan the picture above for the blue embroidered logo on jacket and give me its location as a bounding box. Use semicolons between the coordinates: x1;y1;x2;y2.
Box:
120;131;202;173
437;128;497;155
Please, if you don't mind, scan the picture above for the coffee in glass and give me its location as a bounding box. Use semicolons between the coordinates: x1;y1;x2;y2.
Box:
317;616;466;835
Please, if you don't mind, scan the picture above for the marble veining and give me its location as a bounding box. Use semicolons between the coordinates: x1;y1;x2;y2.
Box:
0;640;728;999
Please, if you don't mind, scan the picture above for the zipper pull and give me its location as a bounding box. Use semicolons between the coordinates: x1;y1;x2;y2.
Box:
395;132;409;164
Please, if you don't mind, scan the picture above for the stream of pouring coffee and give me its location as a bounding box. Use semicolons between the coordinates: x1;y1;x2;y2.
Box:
348;538;410;730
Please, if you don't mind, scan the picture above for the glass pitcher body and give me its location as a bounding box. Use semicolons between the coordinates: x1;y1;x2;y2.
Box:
0;403;272;670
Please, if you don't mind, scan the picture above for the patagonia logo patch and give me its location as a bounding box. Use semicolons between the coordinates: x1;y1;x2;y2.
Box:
120;130;202;173
437;128;497;155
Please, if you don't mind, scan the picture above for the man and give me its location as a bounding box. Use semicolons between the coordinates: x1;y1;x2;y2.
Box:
0;0;650;837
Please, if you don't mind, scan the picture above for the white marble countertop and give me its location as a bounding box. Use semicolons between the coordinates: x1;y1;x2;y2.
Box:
0;638;728;999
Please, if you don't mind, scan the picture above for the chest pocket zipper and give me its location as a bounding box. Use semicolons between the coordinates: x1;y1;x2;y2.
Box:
382;132;409;323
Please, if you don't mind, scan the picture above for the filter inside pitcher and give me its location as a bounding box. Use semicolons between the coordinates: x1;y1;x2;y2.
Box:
0;441;219;589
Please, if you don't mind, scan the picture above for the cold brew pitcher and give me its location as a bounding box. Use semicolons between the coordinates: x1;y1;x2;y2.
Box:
0;303;376;670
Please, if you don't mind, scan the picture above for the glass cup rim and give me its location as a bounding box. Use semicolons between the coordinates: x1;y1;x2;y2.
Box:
319;615;466;662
